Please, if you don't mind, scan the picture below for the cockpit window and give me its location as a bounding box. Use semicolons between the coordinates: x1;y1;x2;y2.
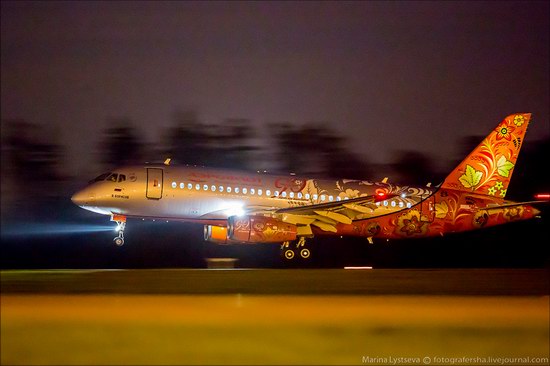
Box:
89;172;111;184
106;174;118;182
88;172;125;184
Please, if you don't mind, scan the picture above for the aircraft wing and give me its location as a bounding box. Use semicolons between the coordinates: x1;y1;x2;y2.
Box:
273;194;396;233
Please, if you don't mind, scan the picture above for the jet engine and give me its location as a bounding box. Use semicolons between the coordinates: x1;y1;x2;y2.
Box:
204;225;230;244
227;215;297;243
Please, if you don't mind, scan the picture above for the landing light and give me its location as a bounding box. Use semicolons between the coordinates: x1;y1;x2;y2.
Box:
401;193;406;198
225;205;245;217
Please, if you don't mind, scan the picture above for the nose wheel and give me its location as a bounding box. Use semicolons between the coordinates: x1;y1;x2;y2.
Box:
113;235;124;247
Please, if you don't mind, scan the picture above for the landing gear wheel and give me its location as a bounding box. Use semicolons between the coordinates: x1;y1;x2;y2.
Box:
111;216;126;247
299;248;310;259
284;249;295;260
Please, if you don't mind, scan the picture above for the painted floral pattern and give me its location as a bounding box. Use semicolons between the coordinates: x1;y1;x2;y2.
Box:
395;209;428;237
495;122;515;141
472;211;489;228
513;114;525;126
503;206;524;221
330;189;537;240
315;114;539;241
442;113;531;199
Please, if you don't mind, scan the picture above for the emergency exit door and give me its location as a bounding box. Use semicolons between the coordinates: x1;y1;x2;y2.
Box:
146;168;163;199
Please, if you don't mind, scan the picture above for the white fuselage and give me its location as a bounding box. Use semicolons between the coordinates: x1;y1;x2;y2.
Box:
71;165;425;223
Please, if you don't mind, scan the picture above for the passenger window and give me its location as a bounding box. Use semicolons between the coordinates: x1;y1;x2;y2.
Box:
305;193;310;199
118;175;126;182
243;188;248;194
203;184;208;191
235;187;240;194
266;190;271;196
329;196;333;201
313;194;318;200
258;189;262;196
282;192;287;198
172;182;177;188
219;186;223;192
250;188;255;195
289;192;294;198
320;195;326;201
195;184;200;190
227;187;232;193
107;174;118;182
180;183;184;189
211;185;216;192
188;183;192;190
274;191;279;197
297;192;302;199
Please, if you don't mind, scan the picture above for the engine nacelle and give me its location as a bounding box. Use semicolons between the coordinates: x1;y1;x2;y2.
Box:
227;215;297;243
204;225;230;244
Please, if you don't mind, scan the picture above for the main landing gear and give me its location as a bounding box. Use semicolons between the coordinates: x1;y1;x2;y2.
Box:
111;214;126;247
281;237;311;260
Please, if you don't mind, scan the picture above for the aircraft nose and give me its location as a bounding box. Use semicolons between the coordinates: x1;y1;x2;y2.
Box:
71;191;85;206
71;189;95;206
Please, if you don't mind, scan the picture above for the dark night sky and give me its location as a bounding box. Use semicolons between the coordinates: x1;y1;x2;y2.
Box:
2;1;549;177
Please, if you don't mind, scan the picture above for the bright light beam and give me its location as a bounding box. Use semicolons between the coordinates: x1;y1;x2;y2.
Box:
1;223;115;237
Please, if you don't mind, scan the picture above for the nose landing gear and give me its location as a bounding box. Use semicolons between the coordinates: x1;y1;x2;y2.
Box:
113;224;125;246
111;214;126;247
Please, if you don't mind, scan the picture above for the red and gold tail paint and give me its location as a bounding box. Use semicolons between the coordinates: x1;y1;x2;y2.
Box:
441;113;531;198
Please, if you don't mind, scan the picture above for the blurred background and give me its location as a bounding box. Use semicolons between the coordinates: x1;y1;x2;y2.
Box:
1;1;549;269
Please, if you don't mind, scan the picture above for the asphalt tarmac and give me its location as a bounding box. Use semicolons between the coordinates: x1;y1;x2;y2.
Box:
1;268;548;295
1;269;549;365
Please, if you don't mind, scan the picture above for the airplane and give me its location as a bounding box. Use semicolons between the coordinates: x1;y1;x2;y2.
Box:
71;113;543;260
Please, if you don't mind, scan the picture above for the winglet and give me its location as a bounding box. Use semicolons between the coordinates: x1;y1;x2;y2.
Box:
440;113;532;198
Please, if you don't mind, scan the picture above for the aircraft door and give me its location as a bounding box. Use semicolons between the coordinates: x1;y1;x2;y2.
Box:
420;194;435;222
146;168;163;199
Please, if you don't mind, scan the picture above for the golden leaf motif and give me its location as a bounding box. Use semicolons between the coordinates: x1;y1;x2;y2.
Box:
496;156;514;178
459;165;482;189
435;201;449;219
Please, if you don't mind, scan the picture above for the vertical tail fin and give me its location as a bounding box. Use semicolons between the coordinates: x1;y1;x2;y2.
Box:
441;113;532;198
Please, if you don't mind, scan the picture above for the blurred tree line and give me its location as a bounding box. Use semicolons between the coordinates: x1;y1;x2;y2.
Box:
2;110;548;216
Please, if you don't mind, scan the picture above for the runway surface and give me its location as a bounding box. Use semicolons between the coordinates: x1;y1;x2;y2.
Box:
2;268;548;295
2;269;549;365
